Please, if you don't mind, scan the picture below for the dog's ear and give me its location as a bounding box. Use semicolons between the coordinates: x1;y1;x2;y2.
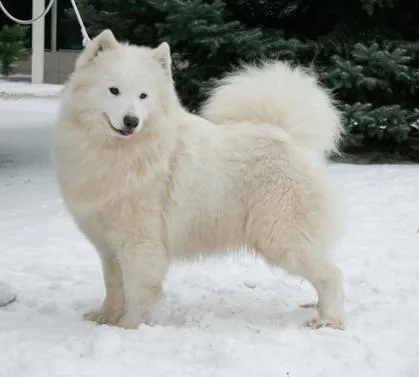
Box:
153;41;172;76
75;29;119;70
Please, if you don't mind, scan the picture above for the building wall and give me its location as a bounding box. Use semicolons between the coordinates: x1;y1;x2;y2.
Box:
14;50;81;84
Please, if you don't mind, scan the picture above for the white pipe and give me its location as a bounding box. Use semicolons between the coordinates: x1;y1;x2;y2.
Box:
31;0;45;84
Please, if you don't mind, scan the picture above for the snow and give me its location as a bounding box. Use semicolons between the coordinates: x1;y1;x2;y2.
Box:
0;80;63;97
1;93;419;377
0;282;16;306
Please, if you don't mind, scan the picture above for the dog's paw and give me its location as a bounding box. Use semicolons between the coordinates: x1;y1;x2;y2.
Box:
84;307;107;324
116;313;148;330
83;307;122;326
303;317;346;331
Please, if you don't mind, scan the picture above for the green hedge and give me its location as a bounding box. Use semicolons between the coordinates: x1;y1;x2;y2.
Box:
0;24;28;76
71;0;419;160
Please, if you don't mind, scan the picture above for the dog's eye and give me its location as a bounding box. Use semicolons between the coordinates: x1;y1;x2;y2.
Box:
139;93;148;100
109;87;120;96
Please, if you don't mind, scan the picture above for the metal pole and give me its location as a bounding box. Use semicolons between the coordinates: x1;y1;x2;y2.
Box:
51;0;57;52
31;0;45;84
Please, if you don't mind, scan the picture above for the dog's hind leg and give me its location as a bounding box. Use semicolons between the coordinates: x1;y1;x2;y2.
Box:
116;239;168;329
286;253;345;330
255;237;345;330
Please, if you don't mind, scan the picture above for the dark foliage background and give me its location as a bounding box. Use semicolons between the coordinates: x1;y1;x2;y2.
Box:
5;0;418;159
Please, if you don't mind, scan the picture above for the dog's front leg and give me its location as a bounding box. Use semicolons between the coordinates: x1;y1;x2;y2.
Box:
84;251;125;325
116;239;168;329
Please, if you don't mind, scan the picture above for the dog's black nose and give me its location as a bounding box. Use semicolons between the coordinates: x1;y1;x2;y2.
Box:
123;115;139;129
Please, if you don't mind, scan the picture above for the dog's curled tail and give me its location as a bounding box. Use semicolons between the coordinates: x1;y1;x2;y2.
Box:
200;61;342;155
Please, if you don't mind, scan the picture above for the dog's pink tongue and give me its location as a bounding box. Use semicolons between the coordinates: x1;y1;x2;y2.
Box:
122;130;133;136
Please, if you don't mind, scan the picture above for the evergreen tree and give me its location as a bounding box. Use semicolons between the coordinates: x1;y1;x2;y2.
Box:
70;0;419;160
71;0;263;108
225;0;419;157
0;24;28;76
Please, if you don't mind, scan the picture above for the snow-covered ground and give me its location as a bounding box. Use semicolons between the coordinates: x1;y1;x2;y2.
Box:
0;90;418;377
0;80;62;97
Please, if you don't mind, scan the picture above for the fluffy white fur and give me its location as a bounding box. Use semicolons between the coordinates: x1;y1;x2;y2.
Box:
53;30;346;330
200;61;342;155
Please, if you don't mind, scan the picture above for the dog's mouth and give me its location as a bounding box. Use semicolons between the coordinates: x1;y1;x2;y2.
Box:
103;113;135;137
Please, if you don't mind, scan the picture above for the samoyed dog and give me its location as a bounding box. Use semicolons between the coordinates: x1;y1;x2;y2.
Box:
53;30;346;330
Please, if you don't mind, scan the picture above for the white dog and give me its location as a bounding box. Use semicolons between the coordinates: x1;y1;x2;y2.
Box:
53;30;346;330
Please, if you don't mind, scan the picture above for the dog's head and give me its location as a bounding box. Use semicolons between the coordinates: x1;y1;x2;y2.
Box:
65;29;175;139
